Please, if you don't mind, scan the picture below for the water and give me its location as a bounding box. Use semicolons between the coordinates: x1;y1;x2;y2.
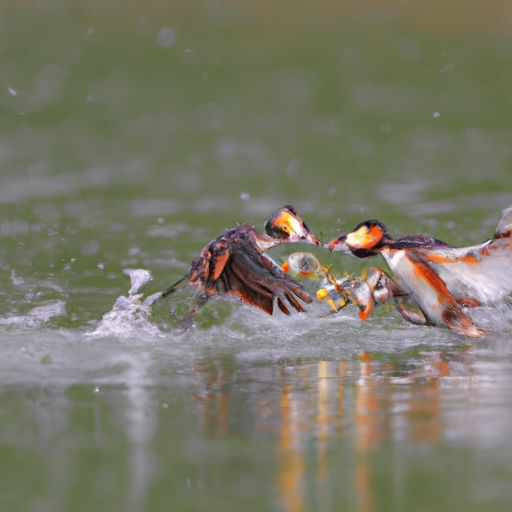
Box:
2;1;512;510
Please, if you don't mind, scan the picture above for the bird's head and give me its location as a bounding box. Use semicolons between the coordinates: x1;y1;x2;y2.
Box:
326;220;389;257
264;205;321;246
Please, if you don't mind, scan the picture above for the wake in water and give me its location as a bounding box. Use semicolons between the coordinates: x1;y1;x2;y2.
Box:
80;249;512;347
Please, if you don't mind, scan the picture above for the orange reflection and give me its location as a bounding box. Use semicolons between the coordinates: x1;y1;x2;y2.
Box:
337;362;347;436
278;370;305;512
316;361;330;487
407;353;450;444
355;354;388;452
277;361;345;512
317;362;330;434
194;358;233;437
354;354;385;512
352;350;463;512
193;348;471;512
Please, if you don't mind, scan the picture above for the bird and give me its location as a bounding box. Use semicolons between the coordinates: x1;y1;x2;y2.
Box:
325;206;512;337
160;206;321;327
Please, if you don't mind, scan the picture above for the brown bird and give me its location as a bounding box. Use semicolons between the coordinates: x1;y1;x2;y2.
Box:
161;206;321;326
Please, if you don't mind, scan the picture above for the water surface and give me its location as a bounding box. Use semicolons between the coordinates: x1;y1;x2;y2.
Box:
1;1;512;511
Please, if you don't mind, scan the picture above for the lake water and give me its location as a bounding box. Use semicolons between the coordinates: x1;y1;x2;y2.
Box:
2;1;512;511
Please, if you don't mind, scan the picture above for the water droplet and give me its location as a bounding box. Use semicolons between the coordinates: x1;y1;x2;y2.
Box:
97;262;105;270
240;192;250;201
7;86;17;96
157;27;177;48
94;386;101;393
433;111;441;118
161;402;169;409
157;217;165;224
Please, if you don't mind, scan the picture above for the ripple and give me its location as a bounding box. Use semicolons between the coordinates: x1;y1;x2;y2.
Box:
0;300;66;328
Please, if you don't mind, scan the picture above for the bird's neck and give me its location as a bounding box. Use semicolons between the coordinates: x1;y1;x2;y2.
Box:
255;234;286;251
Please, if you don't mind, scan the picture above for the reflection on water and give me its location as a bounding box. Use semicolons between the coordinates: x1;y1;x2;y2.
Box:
279;373;305;512
125;353;155;511
1;331;512;511
191;343;512;512
195;356;235;438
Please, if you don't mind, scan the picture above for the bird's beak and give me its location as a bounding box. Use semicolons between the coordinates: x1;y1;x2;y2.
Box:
285;213;321;245
325;236;349;252
281;261;290;273
303;231;322;246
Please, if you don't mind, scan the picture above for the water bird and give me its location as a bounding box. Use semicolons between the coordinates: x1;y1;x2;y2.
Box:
161;206;321;326
326;206;512;337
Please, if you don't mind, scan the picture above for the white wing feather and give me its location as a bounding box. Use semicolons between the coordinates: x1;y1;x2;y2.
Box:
496;206;512;236
422;206;512;304
422;238;512;304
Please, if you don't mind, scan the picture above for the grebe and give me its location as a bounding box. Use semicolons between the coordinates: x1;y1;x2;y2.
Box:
326;206;512;337
161;206;321;326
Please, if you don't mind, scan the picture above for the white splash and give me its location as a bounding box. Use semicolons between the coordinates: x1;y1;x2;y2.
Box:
125;269;152;296
87;269;161;339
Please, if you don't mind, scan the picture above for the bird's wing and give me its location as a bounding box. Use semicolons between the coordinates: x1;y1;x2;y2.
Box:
189;237;311;315
189;237;231;293
419;237;512;305
218;244;312;315
496;205;512;237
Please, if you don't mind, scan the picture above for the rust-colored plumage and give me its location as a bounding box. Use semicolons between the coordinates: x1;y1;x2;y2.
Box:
189;224;312;315
162;206;320;324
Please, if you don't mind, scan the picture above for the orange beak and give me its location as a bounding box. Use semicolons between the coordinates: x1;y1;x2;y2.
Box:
281;261;290;273
325;236;348;252
305;232;322;246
